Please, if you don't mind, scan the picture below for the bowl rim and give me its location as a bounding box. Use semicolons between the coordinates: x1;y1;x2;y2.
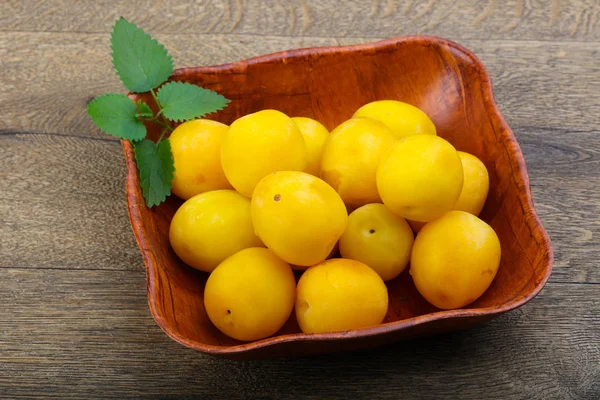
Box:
123;34;553;355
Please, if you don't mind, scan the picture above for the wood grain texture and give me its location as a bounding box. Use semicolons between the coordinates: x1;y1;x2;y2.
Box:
2;33;599;138
0;134;143;271
2;0;599;41
519;128;600;284
0;267;597;399
1;0;599;396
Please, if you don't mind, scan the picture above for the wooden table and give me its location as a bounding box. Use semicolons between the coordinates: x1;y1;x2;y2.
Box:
1;1;599;398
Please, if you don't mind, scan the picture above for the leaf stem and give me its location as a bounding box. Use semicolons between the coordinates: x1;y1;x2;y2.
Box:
150;88;160;108
152;118;173;133
157;127;169;143
149;87;173;135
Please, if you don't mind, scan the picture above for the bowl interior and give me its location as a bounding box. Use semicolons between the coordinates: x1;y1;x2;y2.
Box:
126;36;552;351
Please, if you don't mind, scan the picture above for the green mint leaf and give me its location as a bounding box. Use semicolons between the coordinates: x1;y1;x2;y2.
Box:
111;17;173;93
133;139;174;207
137;101;154;118
157;81;230;122
87;93;146;141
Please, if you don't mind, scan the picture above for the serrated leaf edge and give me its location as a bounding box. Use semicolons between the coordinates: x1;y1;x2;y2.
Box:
133;139;174;208
136;100;154;118
87;93;147;141
157;81;231;123
110;17;174;93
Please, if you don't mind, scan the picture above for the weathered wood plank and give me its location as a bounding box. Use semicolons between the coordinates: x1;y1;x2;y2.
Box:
2;32;599;138
1;0;599;41
0;267;597;399
519;128;600;285
0;133;143;271
1;131;598;284
531;179;600;285
0;32;337;138
519;127;600;179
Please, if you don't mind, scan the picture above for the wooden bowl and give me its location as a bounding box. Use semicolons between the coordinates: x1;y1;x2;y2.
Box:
123;35;553;359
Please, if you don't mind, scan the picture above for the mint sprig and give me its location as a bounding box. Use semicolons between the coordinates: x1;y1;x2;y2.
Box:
87;17;230;207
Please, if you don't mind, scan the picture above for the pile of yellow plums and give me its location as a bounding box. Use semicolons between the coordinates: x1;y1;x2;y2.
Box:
168;100;501;341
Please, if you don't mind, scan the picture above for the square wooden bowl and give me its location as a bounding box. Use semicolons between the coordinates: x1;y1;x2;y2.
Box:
123;35;553;359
